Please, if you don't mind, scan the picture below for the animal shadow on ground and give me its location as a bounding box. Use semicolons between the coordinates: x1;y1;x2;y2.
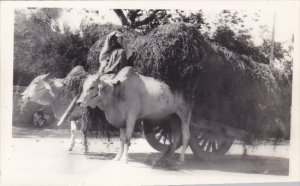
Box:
84;151;181;171
129;152;289;175
12;127;289;175
80;151;288;175
12;127;72;138
84;152;116;160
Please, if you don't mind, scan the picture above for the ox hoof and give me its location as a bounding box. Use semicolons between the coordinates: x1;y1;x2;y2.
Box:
174;159;184;166
153;159;171;167
82;148;88;154
68;147;73;151
81;146;88;154
113;156;121;161
179;156;185;163
120;157;128;164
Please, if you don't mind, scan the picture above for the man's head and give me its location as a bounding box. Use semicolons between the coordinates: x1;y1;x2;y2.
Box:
99;31;127;62
108;31;126;48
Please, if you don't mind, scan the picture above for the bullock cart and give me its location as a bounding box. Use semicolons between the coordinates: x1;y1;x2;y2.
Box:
127;23;290;160
143;116;248;160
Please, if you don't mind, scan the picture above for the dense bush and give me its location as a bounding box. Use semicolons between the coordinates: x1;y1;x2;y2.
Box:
14;9;104;85
14;9;61;85
213;26;269;64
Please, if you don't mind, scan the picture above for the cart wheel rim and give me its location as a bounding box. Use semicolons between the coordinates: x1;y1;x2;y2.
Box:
143;120;182;152
153;124;172;145
196;131;231;153
189;126;234;159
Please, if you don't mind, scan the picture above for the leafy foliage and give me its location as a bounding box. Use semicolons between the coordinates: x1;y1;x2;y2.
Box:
113;9;205;34
14;9;60;85
113;9;171;33
172;10;204;29
39;31;90;78
212;25;268;64
14;9;95;85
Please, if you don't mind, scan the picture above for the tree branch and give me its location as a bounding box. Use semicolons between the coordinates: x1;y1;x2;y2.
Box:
113;9;130;26
127;9;141;25
113;9;163;29
131;10;162;29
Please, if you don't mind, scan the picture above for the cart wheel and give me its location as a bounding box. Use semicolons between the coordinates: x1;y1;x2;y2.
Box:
143;119;182;152
189;125;234;160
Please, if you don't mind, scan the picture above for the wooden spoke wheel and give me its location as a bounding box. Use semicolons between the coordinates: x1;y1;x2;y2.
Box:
143;119;182;152
189;125;234;160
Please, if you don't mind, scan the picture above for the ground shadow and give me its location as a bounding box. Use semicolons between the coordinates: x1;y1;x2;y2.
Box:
129;152;289;176
12;127;289;176
75;151;288;175
12;127;71;138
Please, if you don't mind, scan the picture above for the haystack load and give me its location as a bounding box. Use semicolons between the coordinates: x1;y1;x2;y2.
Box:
129;23;291;141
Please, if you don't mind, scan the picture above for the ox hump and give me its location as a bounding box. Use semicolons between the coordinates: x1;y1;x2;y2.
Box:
113;66;136;82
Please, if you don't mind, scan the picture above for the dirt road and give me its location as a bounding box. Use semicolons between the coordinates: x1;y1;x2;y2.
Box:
2;127;290;186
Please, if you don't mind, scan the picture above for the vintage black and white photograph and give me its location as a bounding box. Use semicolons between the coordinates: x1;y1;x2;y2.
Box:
1;1;299;186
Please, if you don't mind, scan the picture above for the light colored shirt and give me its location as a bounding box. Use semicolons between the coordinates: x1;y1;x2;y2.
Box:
99;48;127;74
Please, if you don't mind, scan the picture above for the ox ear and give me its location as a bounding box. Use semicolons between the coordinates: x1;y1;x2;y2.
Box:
43;80;55;97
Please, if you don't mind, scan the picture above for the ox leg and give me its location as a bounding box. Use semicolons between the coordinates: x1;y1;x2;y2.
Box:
154;116;181;167
179;123;190;162
68;121;77;151
81;119;88;153
82;131;88;153
179;112;191;163
120;116;136;163
114;128;125;161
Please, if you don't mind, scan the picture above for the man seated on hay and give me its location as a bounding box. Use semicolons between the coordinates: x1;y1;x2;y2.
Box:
80;30;129;149
98;30;128;75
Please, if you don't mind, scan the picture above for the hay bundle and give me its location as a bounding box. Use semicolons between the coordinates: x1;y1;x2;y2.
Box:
82;106;118;139
130;23;290;141
193;43;283;140
130;24;204;101
63;65;88;97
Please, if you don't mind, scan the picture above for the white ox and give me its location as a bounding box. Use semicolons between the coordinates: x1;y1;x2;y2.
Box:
21;67;89;152
77;67;192;165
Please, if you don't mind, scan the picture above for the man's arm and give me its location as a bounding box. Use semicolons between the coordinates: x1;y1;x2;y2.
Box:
98;60;108;74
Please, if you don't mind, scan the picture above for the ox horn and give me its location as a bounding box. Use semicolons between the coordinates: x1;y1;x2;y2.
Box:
96;71;103;79
42;81;55;97
41;73;50;80
57;96;78;126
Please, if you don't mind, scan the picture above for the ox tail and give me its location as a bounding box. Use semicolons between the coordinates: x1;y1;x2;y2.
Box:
57;96;78;126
